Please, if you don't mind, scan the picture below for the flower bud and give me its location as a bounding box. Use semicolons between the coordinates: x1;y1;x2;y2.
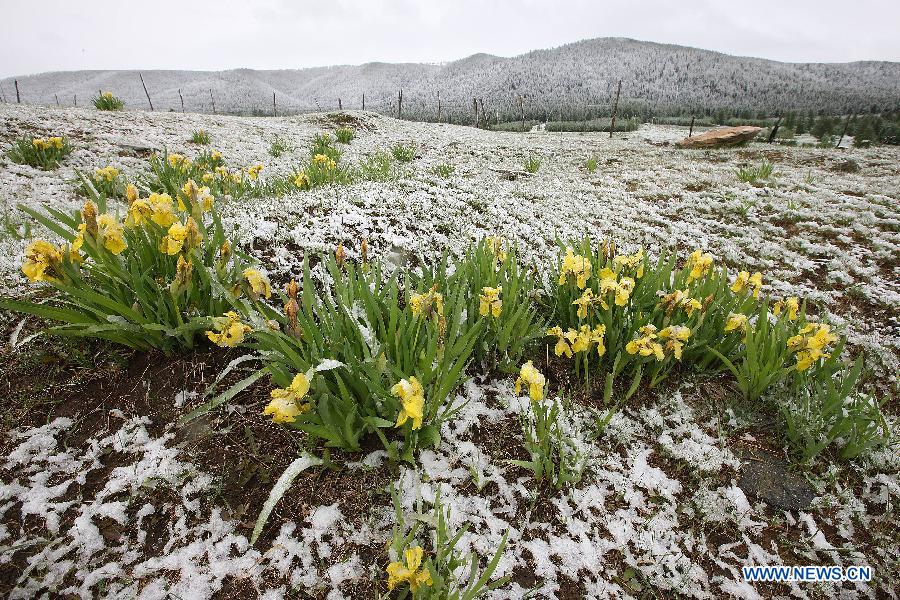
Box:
81;201;99;237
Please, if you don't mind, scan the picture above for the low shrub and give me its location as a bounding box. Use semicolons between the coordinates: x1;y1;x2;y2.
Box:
93;91;124;111
252;251;479;461
0;177;262;353
6;136;72;170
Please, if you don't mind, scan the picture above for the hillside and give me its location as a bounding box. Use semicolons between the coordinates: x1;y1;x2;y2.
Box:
3;38;899;121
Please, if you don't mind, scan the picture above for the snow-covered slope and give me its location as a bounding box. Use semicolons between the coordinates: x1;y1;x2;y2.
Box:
3;37;899;120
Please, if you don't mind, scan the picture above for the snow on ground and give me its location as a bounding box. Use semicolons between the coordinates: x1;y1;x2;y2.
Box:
0;104;898;598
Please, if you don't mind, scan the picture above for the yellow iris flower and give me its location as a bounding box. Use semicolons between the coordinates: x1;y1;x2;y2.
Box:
559;247;592;289
515;360;546;401
479;286;502;317
243;268;272;299
264;372;312;423
22;240;63;282
386;546;433;593
625;324;665;361
392;376;425;430
774;296;800;321
205;311;251;347
160;221;188;255
731;271;763;298
724;313;749;334
685;249;713;284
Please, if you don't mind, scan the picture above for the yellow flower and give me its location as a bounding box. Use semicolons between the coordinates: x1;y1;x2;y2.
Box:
32;138;49;150
392;376;425;430
243;268;272;299
294;171;309;189
724;313;749;333
515;360;546;401
787;322;837;371
731;271;763;298
386;546;433;593
159;221;188;255
125;183;139;204
202;172;215;184
659;325;691;360
773;296;800;321
180;179;215;212
247;163;264;180
48;137;64;149
264;373;312;423
547;325;573;358
615;277;635;307
409;286;444;319
205;311;251;347
485;236;507;263
572;288;597;319
167;153;191;170
685;249;713;284
148;193;177;227
125;199;152;227
613;248;645;278
97;214;127;254
211;150;222;162
170;254;193;295
312;154;337;169
625;325;665;361
559;247;592;289
93;166;119;182
22;240;63;282
479;286;502;317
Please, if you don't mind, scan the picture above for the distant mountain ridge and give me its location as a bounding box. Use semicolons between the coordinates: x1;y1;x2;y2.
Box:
3;37;898;121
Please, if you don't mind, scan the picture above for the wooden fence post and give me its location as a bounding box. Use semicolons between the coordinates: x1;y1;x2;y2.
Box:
139;73;154;111
210;89;216;114
437;91;442;122
397;89;402;119
74;94;77;107
338;97;342;110
479;99;486;128
362;93;365;110
273;92;277;117
767;115;782;143
15;80;20;103
688;115;695;138
178;89;185;113
473;97;478;127
55;94;60;106
836;113;854;148
609;79;622;138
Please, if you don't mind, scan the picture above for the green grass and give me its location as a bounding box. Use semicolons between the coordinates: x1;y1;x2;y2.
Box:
191;130;211;145
391;143;416;163
335;127;355;144
523;156;541;174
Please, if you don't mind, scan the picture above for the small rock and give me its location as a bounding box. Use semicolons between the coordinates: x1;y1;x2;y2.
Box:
833;159;860;173
678;126;762;149
737;448;816;511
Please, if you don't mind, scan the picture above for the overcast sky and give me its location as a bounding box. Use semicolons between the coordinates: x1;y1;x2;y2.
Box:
3;0;899;78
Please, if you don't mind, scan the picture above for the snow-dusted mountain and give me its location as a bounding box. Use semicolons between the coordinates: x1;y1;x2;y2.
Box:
3;38;898;120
